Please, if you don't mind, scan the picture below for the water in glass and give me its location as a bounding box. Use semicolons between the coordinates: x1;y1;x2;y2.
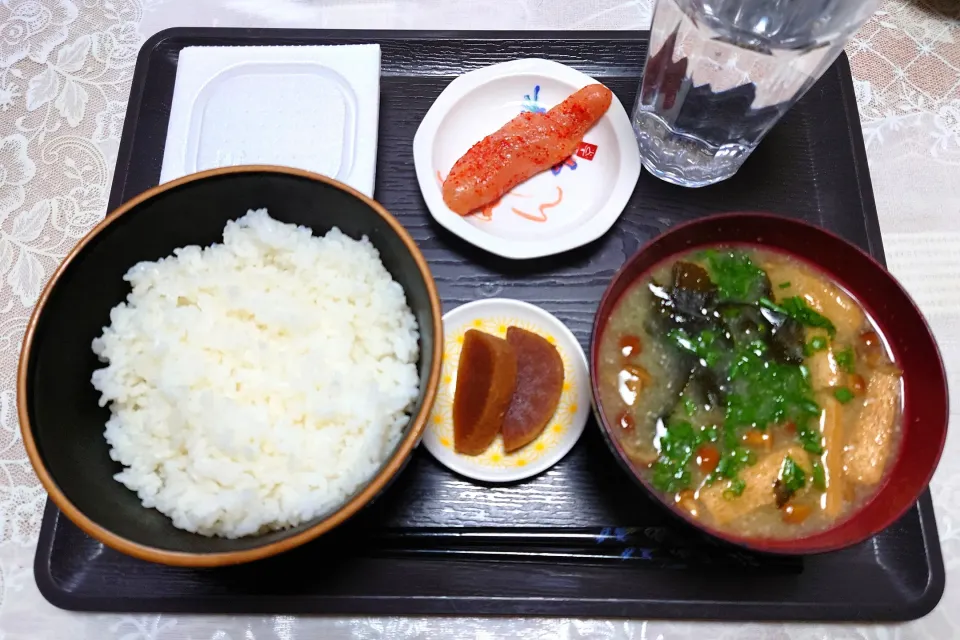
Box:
634;0;881;187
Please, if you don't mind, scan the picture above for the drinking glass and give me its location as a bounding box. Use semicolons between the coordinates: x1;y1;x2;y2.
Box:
633;0;881;187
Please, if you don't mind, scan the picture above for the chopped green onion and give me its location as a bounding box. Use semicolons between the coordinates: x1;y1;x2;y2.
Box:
762;296;836;337
798;426;824;455
806;336;828;354
835;347;856;373
703;250;768;303
811;460;827;491
780;456;807;493
723;478;747;500
834;387;855;404
651;422;720;493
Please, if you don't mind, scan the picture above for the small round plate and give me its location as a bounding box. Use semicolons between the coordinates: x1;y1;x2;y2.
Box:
413;59;642;260
422;298;590;482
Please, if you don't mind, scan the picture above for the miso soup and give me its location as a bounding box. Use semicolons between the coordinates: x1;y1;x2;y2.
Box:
597;247;901;539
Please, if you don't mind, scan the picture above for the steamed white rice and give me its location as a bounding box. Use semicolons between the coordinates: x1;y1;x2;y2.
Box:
91;209;420;538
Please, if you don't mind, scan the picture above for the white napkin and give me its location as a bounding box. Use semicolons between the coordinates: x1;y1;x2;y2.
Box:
159;44;381;196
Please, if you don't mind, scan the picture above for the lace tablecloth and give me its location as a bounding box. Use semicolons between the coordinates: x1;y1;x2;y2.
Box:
1;1;958;638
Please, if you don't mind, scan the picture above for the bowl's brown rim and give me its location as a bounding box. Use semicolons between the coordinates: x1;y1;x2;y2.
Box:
17;165;444;567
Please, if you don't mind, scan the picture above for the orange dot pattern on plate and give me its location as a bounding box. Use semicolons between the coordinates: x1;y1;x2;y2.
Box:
429;316;578;469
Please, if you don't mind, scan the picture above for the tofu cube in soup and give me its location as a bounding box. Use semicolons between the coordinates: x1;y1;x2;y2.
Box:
764;260;864;341
806;330;843;390
699;447;811;525
844;369;901;486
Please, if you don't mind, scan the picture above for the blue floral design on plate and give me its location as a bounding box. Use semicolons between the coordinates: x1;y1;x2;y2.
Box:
522;85;547;114
551;157;578;175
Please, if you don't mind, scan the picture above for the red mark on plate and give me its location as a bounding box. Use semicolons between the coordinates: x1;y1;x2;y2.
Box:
471;197;500;221
511;186;563;223
466;192;530;221
575;142;598;161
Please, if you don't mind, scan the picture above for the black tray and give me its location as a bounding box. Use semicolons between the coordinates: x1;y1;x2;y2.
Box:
35;28;944;621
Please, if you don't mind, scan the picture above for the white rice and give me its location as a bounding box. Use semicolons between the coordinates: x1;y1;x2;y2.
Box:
91;209;420;538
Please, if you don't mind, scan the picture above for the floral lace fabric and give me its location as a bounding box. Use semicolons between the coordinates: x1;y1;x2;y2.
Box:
0;0;957;637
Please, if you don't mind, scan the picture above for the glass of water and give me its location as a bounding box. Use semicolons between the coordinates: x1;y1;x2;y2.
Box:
633;0;881;187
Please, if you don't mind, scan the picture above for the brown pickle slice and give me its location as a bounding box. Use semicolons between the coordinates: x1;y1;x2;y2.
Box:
501;327;565;452
453;330;518;455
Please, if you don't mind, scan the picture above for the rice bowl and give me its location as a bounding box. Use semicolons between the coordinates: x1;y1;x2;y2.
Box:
91;209;421;538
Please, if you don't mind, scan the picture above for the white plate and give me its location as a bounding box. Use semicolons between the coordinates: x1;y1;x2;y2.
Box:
413;59;641;260
421;298;590;483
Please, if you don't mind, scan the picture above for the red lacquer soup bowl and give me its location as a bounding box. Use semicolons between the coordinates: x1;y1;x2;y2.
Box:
590;212;948;555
